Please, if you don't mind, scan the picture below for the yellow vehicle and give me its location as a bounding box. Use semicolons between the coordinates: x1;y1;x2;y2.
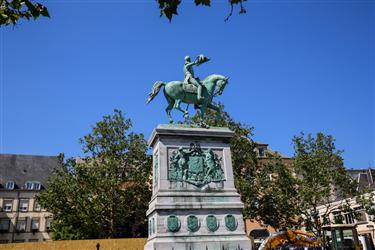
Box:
258;230;321;250
322;224;363;250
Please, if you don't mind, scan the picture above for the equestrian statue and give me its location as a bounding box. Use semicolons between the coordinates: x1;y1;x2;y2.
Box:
146;55;229;127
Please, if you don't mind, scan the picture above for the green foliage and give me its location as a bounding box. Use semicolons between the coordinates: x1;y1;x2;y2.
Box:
195;0;210;6
255;154;300;230
186;105;300;230
185;103;258;217
0;0;49;26
190;106;299;232
356;190;375;223
292;132;358;236
157;0;247;22
52;225;82;241
38;110;151;239
187;110;361;233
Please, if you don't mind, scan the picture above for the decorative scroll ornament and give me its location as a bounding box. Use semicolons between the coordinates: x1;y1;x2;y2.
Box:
206;215;219;232
225;215;237;231
167;215;180;232
168;143;225;187
187;215;200;232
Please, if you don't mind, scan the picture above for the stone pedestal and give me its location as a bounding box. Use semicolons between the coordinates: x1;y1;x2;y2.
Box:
144;125;251;250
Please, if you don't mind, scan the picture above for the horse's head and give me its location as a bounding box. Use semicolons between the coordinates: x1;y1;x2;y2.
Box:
216;76;229;96
202;74;229;97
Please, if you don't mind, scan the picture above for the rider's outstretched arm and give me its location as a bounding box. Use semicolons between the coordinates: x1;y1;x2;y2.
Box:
185;61;199;68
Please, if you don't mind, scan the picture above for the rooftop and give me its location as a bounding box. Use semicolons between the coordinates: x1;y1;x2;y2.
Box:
0;154;59;190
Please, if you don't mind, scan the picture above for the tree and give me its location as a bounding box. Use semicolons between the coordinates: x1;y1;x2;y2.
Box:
356;191;375;223
186;104;300;230
188;109;360;234
38;110;151;239
1;0;246;27
292;132;358;237
0;0;49;26
255;154;300;231
157;0;247;22
185;104;258;217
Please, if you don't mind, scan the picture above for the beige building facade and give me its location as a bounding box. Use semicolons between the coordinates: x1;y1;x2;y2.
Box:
315;168;375;239
0;154;58;243
316;195;375;238
246;143;375;241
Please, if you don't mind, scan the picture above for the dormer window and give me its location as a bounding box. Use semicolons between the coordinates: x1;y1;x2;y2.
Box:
5;181;14;190
258;148;265;157
25;182;33;190
25;181;42;190
34;182;41;190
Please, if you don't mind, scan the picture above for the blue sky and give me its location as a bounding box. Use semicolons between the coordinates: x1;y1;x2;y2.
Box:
1;0;374;168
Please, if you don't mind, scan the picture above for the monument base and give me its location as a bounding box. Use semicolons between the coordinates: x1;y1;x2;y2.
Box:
145;125;252;250
144;235;251;250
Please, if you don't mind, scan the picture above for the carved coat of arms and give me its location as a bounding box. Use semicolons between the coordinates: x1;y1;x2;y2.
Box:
225;214;237;231
168;143;225;187
167;215;180;232
206;215;218;232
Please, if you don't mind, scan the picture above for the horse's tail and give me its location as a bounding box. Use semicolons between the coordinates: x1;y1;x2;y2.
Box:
146;81;165;104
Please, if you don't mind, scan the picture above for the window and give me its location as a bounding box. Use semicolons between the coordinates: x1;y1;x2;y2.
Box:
31;218;39;232
45;218;52;232
33;182;41;190
19;199;29;212
16;219;26;232
25;182;33;190
28;239;39;242
3;200;13;212
355;207;367;223
344;212;355;224
33;201;41;212
5;181;14;190
0;219;10;232
25;181;41;190
258;148;265;157
333;211;344;224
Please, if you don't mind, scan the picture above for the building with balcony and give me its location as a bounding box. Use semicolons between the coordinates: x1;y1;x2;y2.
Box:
247;143;375;241
0;154;58;243
315;168;375;238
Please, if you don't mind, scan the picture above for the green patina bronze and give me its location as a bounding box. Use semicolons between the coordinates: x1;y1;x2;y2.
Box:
168;143;225;187
146;55;229;127
148;219;151;236
153;153;158;189
206;215;218;232
151;218;155;234
224;215;237;231
167;215;180;233
187;215;200;232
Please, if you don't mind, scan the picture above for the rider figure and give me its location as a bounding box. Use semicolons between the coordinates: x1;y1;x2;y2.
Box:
183;55;208;101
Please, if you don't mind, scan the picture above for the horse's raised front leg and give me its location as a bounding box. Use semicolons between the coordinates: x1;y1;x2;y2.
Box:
174;99;189;118
166;100;175;123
